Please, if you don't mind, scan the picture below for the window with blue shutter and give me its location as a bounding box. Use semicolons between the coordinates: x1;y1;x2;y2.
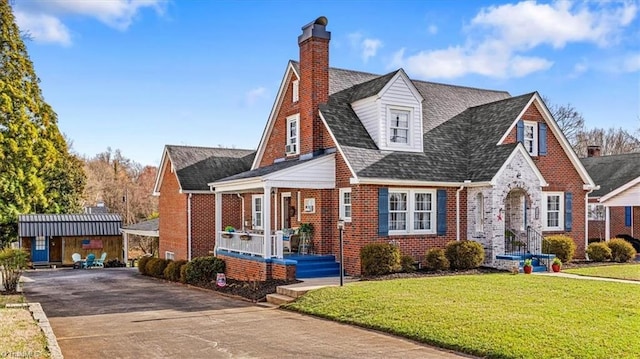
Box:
625;206;632;227
378;188;389;236
437;190;447;236
539;123;547;155
564;192;572;232
516;120;524;143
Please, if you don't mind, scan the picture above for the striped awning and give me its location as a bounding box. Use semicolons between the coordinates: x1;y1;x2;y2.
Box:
18;214;122;237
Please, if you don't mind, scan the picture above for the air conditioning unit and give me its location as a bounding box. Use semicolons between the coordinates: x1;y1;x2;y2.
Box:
285;144;296;154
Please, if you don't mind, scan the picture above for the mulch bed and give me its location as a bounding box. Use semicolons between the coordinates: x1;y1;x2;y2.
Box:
360;266;506;281
199;278;301;302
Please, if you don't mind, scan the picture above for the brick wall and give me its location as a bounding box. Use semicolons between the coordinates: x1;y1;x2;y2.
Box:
218;253;296;281
610;206;639;239
158;157;188;260
299;36;329;154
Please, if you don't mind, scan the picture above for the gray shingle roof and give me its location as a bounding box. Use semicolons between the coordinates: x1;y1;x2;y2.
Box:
166;145;256;191
581;152;640;197
18;214;122;237
122;218;159;232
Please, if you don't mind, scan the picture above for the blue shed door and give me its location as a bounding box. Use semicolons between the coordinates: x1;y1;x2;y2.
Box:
31;236;49;263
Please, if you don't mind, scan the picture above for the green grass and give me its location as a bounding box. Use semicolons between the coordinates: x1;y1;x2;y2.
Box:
285;274;640;359
0;294;50;358
564;264;640;281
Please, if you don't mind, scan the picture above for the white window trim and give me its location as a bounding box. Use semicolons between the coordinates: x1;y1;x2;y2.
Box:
389;189;437;235
292;80;299;103
523;120;538;156
165;251;175;260
252;195;264;230
285;114;300;155
339;188;352;222
542;192;564;231
387;106;412;148
475;192;484;233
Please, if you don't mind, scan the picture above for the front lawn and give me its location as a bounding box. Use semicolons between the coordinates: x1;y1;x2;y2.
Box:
285;274;640;359
564;263;640;281
0;294;50;358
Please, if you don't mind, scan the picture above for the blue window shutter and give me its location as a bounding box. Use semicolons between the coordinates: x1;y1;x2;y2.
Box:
437;189;447;236
565;192;573;232
516;120;524;143
539;123;547;155
378;188;389;236
625;206;632;227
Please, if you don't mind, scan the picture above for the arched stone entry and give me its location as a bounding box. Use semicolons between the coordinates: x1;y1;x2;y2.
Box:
504;188;531;254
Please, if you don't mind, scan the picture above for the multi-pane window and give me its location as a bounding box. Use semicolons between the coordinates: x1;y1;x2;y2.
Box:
588;204;605;221
286;114;299;154
389;192;408;231
292;80;299;103
389;189;436;234
523;121;538;155
413;192;432;230
252;195;263;229
543;192;564;231
475;192;484;233
35;236;45;250
165;251;175;260
389;109;409;144
339;188;352;222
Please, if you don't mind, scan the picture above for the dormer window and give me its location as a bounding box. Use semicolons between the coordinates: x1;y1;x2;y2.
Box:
389;108;410;145
285;114;299;155
292;80;299;103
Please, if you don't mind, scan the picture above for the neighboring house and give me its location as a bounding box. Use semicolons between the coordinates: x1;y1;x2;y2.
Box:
120;217;159;263
581;149;640;241
18;214;123;267
153;145;255;261
208;17;596;279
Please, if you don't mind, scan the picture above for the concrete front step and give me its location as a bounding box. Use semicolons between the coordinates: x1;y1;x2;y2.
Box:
265;293;296;306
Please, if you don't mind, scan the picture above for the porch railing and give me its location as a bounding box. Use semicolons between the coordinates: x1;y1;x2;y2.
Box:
217;231;284;259
504;226;543;256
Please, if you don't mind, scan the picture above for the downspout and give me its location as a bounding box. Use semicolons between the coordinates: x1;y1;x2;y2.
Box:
237;193;245;230
584;189;593;255
456;180;471;241
187;193;192;261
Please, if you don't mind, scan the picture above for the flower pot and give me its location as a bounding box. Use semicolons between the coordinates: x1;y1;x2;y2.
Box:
523;265;533;274
221;233;232;239
552;264;561;272
240;234;251;241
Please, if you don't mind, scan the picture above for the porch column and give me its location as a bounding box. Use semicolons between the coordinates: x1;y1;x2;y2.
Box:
605;205;611;241
123;232;128;264
214;190;223;255
263;185;272;258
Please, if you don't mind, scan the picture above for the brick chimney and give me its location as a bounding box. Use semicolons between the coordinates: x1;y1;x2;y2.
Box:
587;145;601;157
298;16;330;155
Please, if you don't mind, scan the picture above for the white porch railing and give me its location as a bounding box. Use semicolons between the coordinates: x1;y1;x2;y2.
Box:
217;231;284;259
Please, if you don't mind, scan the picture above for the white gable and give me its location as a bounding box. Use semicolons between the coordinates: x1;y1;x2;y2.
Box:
600;177;640;206
351;70;423;153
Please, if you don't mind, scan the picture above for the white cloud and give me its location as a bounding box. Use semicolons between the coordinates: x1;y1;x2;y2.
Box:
427;24;438;35
391;1;637;80
622;53;640;72
349;32;383;63
13;0;166;45
245;87;268;106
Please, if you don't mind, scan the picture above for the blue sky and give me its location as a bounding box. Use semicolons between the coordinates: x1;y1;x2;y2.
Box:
13;0;640;166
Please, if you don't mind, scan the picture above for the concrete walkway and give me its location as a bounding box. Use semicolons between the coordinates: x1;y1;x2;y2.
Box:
22;268;475;359
534;271;640;284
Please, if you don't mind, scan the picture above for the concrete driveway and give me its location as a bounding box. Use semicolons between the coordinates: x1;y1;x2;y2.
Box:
22;268;472;359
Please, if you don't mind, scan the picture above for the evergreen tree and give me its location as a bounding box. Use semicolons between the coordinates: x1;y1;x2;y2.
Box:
0;0;86;245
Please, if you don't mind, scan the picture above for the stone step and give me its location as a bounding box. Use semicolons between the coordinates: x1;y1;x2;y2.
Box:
277;286;310;298
266;293;295;306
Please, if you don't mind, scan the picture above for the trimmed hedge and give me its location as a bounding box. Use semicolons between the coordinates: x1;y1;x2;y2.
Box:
164;259;188;281
607;238;637;263
360;243;401;276
146;258;170;278
586;242;612;262
137;255;152;275
400;255;416;273
182;256;225;285
444;241;484;270
425;248;450;271
542;235;576;263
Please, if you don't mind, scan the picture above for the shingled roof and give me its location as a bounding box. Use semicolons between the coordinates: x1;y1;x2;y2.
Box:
581;152;640;197
164;146;255;191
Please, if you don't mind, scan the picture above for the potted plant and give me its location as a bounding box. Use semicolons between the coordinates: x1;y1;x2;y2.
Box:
551;257;562;272
523;258;533;274
222;226;235;238
240;232;252;241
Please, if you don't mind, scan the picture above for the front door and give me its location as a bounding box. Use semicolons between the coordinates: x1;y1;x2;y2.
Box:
31;236;49;263
49;236;62;262
281;193;292;229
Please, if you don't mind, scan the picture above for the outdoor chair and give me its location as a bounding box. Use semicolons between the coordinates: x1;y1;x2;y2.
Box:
72;253;82;269
289;234;300;253
93;252;107;268
82;253;96;269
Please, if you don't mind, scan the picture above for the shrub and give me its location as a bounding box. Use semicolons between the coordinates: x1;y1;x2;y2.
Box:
0;248;28;294
400;255;416;273
360;243;401;276
444;241;484;270
607;238;637;263
182;256;225;285
586;242;612;262
137;255;152;275
146;258;170;278
180;262;188;283
164;260;188;281
425;248;450;271
542;235;576;263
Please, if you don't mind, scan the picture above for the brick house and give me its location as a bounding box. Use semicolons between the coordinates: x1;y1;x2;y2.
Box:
581;149;640;242
208;17;597;279
153;145;254;261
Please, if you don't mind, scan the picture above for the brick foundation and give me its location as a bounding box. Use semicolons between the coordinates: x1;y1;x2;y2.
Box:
217;251;296;281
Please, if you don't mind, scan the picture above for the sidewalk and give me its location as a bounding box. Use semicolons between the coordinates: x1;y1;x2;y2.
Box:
534;271;640;284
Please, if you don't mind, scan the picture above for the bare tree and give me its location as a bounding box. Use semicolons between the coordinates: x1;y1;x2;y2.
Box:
543;96;585;147
574;127;640;157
